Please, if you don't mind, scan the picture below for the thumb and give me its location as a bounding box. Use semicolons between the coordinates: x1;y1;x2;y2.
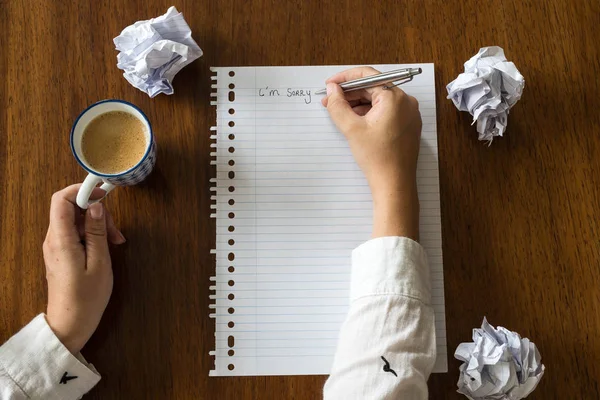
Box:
85;203;110;268
325;83;361;135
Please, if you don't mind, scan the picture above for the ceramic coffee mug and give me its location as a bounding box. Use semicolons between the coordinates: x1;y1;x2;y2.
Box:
70;99;156;209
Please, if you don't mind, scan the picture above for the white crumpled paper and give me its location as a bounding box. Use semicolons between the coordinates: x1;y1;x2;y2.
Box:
113;6;203;97
446;46;524;143
455;318;545;400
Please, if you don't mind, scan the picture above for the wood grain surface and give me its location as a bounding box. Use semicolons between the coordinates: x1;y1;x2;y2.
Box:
1;0;599;398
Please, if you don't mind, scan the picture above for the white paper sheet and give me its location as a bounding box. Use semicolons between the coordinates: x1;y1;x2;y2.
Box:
209;65;447;376
113;6;203;97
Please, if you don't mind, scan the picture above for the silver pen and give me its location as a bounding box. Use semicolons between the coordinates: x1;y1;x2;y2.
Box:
314;67;422;95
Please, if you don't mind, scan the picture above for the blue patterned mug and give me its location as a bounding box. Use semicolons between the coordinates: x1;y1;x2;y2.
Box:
71;100;156;209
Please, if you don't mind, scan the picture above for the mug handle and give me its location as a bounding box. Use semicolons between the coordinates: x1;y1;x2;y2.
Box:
76;174;116;209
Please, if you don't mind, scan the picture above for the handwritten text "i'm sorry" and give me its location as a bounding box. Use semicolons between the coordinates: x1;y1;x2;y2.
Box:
258;87;312;104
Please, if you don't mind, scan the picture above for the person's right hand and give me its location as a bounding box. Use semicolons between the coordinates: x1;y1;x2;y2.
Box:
322;67;422;240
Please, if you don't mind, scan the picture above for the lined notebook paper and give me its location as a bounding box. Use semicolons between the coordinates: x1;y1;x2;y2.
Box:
209;64;447;376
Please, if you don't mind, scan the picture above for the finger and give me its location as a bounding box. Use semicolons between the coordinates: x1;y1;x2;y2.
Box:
348;98;372;108
71;187;108;239
321;95;327;107
50;185;106;223
328;67;403;107
77;209;85;239
105;208;126;245
342;90;374;103
325;83;362;135
90;187;108;201
326;67;387;100
326;66;382;84
352;104;372;117
322;88;373;108
49;184;85;241
325;98;371;115
84;203;111;271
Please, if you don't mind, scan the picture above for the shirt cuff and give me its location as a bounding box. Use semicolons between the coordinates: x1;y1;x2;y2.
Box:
351;236;431;304
0;314;100;400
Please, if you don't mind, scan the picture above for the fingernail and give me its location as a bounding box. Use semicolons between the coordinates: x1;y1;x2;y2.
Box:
89;203;104;220
118;231;127;243
326;83;335;96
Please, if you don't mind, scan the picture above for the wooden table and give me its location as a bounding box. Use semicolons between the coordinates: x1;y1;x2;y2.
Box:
1;1;599;398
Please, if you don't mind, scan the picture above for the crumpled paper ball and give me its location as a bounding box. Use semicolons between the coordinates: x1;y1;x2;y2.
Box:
113;6;203;97
446;46;525;143
455;318;545;400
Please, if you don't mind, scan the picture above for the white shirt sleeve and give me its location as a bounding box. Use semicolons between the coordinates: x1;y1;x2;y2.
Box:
0;314;101;400
323;237;437;400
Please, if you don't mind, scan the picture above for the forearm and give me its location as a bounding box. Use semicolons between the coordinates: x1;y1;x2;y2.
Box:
372;176;419;241
324;237;436;400
0;314;100;400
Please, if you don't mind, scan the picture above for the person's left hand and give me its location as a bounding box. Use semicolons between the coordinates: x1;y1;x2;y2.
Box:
43;184;125;354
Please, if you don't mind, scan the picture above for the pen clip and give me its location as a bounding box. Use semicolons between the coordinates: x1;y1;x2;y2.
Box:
383;75;414;90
